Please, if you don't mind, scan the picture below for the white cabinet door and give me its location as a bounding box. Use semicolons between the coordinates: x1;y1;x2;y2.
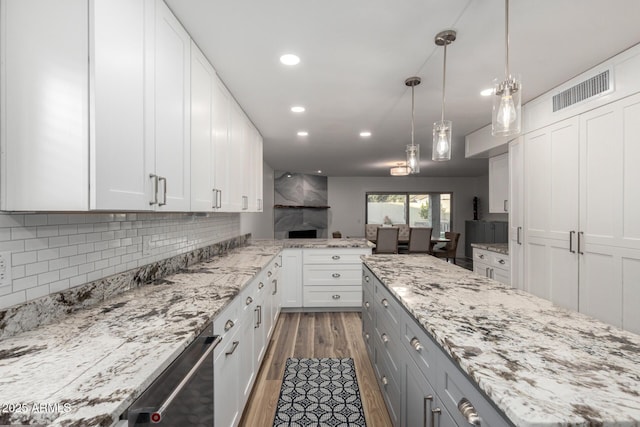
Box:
211;74;232;211
524;118;580;311
254;132;264;212
578;93;640;331
281;249;303;308
190;41;215;211
214;331;241;427
227;103;245;211
1;0;88;211
90;0;151;211
488;153;509;213
509;137;524;289
152;0;191;211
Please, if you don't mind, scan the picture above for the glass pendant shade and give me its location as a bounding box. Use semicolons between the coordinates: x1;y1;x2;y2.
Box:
492;75;521;136
390;163;409;176
432;120;452;161
406;144;420;174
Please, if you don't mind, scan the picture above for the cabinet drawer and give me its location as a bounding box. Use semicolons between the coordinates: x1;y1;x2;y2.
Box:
373;346;401;427
303;264;362;286
473;248;491;264
491;252;510;269
437;353;511;427
401;317;439;385
213;296;242;338
303;286;362;307
374;282;401;331
374;318;403;379
303;248;367;264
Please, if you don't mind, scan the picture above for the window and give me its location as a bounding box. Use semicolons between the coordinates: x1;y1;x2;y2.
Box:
366;192;452;237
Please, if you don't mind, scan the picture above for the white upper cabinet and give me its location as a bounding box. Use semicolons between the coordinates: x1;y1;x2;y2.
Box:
488;153;509;213
211;74;234;212
151;0;191;211
90;0;150;210
1;0;89;211
190;41;216;211
227;103;246;212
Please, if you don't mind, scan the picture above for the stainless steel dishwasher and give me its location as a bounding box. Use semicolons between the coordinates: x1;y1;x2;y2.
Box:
126;323;221;426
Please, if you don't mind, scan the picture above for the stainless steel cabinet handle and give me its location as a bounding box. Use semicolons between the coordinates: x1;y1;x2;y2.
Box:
212;189;217;209
478;254;485;259
569;230;576;253
153;335;221;422
517;226;522;245
225;340;239;356
332;294;341;300
498;259;506;265
149;174;158;205
332;273;341;278
381;333;389;343
217;190;222;208
224;319;234;332
578;231;584;255
258;305;262;326
267;271;272;277
254;307;260;328
410;337;423;351
364;332;370;340
432;407;442;427
485;267;490;277
332;255;341;260
423;395;434;427
381;298;389;308
364;301;370;308
258;281;264;289
381;376;388;386
158;177;167;206
503;199;508;212
458;398;481;426
272;279;278;295
364;276;370;282
246;296;253;305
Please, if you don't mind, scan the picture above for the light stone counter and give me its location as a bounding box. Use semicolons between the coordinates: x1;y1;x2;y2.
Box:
362;254;640;427
471;242;509;255
0;238;370;427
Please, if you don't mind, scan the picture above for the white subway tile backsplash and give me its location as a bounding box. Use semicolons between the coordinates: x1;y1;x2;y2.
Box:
0;212;240;309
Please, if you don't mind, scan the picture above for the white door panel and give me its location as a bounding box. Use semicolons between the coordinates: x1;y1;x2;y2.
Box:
579;246;621;328
622;253;640;334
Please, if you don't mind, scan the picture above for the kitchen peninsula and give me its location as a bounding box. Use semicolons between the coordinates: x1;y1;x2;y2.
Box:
363;254;640;426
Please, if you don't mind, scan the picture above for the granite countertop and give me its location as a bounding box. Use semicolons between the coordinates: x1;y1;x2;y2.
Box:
471;242;509;255
362;255;640;426
0;238;372;426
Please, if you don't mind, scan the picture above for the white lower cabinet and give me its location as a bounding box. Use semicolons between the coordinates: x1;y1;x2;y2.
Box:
363;265;510;427
472;248;510;286
281;249;303;308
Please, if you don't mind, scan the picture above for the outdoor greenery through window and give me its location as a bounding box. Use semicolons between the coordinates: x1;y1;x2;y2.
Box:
366;192;452;238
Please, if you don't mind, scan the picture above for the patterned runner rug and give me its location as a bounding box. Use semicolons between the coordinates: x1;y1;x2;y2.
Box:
273;357;367;426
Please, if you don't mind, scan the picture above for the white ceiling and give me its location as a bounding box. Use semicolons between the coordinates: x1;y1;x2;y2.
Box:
166;0;640;177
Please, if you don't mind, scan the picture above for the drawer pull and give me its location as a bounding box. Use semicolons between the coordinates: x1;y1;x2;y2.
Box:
267;271;272;277
381;376;388;386
381;298;389;308
381;333;389;343
458;398;481;426
224;319;234;332
258;281;264;289
365;333;370;340
225;340;239;356
365;276;370;282
410;337;423;351
332;273;341;278
364;301;370;308
498;259;506;265
332;255;341;260
246;296;253;305
478;254;485;259
332;294;341;300
432;407;442;426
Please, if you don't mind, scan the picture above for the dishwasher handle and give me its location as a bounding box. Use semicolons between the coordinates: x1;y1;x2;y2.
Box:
147;335;221;424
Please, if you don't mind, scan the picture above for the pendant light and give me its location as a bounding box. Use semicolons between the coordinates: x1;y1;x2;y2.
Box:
492;0;521;136
405;77;421;174
433;30;456;162
390;163;409;176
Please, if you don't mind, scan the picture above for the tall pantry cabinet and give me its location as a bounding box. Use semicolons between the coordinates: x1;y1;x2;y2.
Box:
516;92;640;334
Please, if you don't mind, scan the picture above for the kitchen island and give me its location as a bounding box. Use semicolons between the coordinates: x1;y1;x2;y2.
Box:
0;238;371;427
362;254;640;426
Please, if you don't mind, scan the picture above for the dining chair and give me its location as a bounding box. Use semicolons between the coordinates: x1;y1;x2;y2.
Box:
408;227;433;254
432;231;461;264
375;227;399;254
332;231;342;238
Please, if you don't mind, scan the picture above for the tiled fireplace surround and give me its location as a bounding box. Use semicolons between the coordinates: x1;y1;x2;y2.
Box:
274;171;328;239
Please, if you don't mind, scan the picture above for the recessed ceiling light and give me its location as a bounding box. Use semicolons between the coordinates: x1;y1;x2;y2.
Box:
317;170;322;174
480;88;493;96
291;106;305;113
280;54;300;66
360;131;372;137
297;131;308;136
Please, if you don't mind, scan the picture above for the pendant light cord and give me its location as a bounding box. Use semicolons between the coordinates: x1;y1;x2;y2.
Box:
410;84;415;147
441;43;447;123
505;0;510;79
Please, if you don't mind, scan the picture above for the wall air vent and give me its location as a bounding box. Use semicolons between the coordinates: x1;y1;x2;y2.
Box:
552;70;611;112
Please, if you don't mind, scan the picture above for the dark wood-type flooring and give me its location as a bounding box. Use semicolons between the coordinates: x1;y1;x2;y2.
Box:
239;311;392;426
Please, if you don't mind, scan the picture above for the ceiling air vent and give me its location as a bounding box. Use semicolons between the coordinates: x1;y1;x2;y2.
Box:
552;70;611;112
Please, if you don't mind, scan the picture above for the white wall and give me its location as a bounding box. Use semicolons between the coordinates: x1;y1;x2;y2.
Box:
0;212;240;309
328;176;489;257
240;161;275;239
